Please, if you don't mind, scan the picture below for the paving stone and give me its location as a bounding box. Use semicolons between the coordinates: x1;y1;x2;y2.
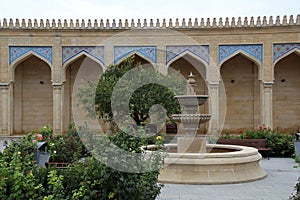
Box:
157;158;300;200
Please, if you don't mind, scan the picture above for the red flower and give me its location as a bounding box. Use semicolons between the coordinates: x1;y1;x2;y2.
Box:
73;127;77;131
37;134;43;141
239;130;243;133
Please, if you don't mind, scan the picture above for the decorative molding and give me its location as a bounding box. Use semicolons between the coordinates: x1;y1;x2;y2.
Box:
9;46;52;65
166;45;209;65
1;15;299;29
263;82;274;88
219;44;263;65
62;46;104;65
52;83;63;87
0;83;10;87
114;46;156;64
273;43;300;64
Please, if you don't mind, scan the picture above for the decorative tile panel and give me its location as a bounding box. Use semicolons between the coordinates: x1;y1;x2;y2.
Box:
166;45;209;65
114;46;156;64
9;46;52;65
219;44;263;65
62;46;104;65
273;43;300;63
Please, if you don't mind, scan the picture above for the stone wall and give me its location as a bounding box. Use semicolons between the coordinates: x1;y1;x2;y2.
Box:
0;15;299;135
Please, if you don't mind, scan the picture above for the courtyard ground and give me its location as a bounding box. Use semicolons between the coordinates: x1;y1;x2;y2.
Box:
157;158;299;200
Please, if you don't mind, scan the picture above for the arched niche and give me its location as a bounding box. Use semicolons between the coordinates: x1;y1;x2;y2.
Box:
63;55;104;133
13;55;53;134
220;53;260;133
167;53;209;133
273;52;300;132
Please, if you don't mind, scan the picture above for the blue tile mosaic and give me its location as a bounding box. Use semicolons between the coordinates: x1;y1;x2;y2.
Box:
62;46;104;65
273;43;300;63
114;46;156;64
9;46;52;65
219;44;263;65
166;45;209;65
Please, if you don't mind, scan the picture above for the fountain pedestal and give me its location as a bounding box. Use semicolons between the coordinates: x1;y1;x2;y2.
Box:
172;111;211;154
177;137;206;153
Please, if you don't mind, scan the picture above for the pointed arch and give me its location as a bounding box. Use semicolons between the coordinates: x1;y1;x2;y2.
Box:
273;52;300;131
62;52;105;82
62;55;104;133
167;51;209;81
220;53;260;132
219;51;263;80
115;51;155;67
273;48;300;66
114;46;156;66
13;55;53;134
10;52;53;82
167;52;209;133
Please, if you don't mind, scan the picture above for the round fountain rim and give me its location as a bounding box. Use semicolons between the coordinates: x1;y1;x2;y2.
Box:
172;114;211;117
174;95;209;98
144;143;259;158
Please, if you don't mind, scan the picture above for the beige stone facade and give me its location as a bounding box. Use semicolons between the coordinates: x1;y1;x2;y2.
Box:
0;15;299;135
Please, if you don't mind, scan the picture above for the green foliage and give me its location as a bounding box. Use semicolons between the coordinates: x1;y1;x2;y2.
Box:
30;123;90;163
0;124;164;200
290;177;300;200
266;132;294;157
220;126;295;157
43;170;65;200
77;56;186;126
0;138;42;199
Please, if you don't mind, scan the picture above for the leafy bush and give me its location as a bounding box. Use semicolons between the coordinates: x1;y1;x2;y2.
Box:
266;132;294;157
0;124;164;199
0;137;42;199
290;177;300;200
220;126;295;157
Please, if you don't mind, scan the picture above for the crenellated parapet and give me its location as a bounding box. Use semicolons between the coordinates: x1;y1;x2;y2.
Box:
0;15;299;29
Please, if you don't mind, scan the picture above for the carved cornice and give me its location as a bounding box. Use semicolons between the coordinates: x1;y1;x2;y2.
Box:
0;15;299;30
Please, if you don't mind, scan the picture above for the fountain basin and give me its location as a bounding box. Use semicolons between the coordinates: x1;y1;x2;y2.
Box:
145;144;267;184
175;95;209;106
172;114;211;124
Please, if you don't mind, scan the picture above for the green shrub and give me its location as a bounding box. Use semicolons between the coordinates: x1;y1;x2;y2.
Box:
290;177;300;200
266;132;294;157
0;124;164;200
0;137;43;199
220;127;295;158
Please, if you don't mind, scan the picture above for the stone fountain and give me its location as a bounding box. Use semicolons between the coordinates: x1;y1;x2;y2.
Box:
172;72;211;154
145;72;267;184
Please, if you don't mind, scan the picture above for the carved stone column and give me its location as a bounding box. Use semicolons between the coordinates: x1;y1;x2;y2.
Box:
261;82;273;129
208;82;219;134
53;83;62;134
0;83;9;135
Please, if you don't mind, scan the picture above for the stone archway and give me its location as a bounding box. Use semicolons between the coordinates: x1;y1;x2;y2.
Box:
63;55;103;133
220;54;260;133
117;53;154;70
13;56;53;134
273;52;300;132
168;54;208;133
